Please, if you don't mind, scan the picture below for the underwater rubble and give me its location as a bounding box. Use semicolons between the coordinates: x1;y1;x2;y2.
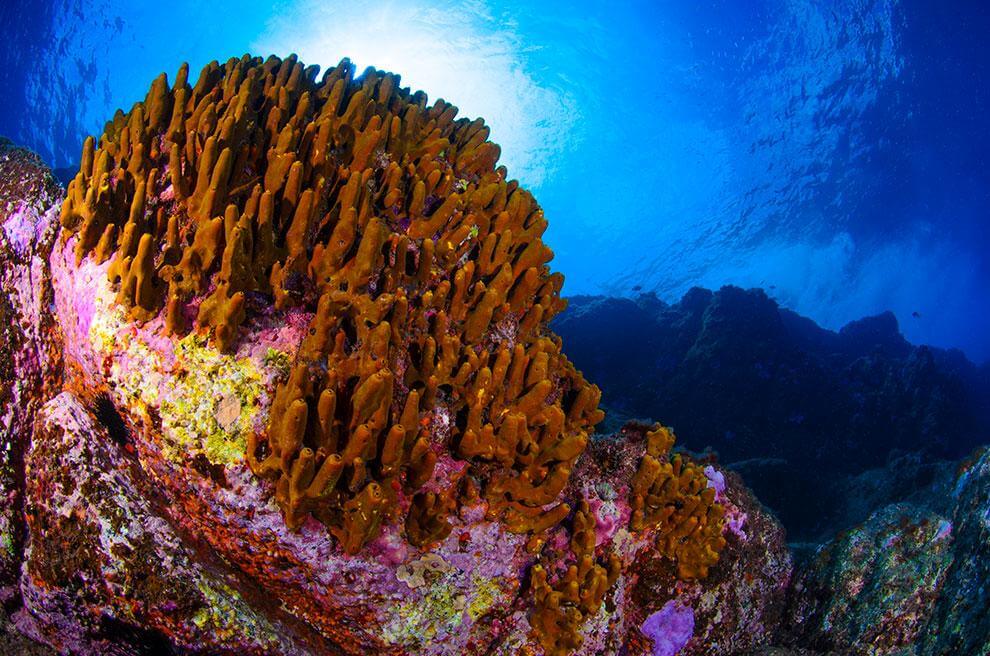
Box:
0;55;988;655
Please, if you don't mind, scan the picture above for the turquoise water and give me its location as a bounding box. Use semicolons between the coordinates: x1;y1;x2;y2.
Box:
1;0;987;361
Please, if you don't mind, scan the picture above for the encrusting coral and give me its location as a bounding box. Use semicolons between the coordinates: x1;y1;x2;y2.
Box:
57;53;606;556
629;425;726;580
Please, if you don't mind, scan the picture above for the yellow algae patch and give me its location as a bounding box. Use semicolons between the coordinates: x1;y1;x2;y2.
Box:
85;269;262;466
381;584;468;646
383;556;470;646
467;573;504;621
190;579;281;646
159;333;262;466
89;279;165;412
110;336;167;410
87;276;127;356
262;347;291;380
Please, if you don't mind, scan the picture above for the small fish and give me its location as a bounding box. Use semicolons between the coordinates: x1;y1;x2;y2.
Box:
912;311;921;318
632;285;642;292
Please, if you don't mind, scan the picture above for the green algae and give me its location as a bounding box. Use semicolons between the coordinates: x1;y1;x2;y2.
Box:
190;578;282;648
0;529;13;557
382;581;468;645
263;347;291;381
383;554;478;646
466;573;503;621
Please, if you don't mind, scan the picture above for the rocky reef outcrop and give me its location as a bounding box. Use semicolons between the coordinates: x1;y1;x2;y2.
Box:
554;289;990;540
0;55;796;655
0;137;64;600
782;446;990;654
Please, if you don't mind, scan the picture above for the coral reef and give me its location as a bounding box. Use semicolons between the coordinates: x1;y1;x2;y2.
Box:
545;424;792;655
1;58;777;655
554;288;990;540
529;498;622;655
629;425;726;580
4;52;987;654
57;53;604;556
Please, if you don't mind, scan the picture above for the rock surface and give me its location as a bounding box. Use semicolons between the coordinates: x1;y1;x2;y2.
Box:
1;137;64;600
784;446;990;654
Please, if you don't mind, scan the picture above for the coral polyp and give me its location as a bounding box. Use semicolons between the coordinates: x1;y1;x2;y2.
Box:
58;53;604;554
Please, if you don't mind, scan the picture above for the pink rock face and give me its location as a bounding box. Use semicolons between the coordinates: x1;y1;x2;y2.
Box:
0;141;63;603
1;145;794;655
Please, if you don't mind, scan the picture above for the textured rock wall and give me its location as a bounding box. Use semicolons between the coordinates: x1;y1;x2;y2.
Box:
0;138;64;599
785;447;990;654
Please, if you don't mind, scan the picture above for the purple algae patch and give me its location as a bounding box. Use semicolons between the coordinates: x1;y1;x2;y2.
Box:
642;600;695;656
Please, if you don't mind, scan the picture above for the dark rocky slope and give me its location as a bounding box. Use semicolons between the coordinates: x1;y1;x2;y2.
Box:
554;287;990;540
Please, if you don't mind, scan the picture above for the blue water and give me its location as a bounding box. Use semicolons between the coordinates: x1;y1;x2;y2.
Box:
2;0;987;361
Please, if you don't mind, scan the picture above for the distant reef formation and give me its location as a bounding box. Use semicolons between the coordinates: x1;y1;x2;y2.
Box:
554;288;990;541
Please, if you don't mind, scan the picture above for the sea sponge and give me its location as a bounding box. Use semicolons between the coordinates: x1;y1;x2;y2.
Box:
58;54;604;554
530;499;622;655
629;424;727;580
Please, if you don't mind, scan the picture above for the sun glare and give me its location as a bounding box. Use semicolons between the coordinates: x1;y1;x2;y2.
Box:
254;0;577;187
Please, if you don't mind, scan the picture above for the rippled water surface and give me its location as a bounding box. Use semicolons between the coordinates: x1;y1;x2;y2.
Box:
1;0;987;360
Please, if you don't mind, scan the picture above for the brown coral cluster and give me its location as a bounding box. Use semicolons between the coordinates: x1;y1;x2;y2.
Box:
57;54;603;554
629;425;727;580
530;499;621;656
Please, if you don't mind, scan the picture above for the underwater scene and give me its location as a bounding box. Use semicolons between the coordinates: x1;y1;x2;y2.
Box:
0;0;988;654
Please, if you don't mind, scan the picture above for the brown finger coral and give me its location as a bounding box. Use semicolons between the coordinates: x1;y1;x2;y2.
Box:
58;54;604;555
530;499;622;656
629;424;727;580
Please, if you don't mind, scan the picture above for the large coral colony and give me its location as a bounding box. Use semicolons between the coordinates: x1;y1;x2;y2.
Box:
56;53;724;652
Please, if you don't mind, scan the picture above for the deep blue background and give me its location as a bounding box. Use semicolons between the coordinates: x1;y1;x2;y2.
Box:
1;0;986;361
